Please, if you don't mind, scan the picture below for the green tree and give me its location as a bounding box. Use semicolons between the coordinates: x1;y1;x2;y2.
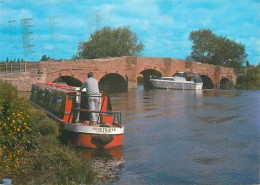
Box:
6;57;9;63
76;26;144;59
186;29;247;68
40;54;50;61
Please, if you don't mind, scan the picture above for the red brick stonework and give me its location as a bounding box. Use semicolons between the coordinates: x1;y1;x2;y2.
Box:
1;56;236;91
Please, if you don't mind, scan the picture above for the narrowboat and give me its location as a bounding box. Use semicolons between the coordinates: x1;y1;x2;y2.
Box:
150;72;203;90
29;83;124;148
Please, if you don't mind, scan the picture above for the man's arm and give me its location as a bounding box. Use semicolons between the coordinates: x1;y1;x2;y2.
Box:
80;81;87;91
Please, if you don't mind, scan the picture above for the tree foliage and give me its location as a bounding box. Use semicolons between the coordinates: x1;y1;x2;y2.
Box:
40;54;50;61
235;64;260;90
76;26;144;59
186;29;247;68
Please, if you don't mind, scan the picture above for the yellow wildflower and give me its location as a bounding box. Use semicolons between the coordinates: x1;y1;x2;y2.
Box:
3;146;6;149
12;120;16;123
27;115;30;118
22;118;24;120
7;117;10;120
24;123;27;126
12;113;15;116
3;124;6;126
0;152;2;156
17;114;20;116
17;128;20;132
20;112;23;114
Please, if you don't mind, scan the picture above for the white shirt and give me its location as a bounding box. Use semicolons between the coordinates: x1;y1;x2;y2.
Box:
80;77;99;95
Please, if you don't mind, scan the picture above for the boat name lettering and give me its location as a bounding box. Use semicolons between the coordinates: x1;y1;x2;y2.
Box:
93;127;116;133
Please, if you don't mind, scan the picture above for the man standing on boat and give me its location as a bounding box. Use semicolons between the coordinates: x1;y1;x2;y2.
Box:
80;72;100;123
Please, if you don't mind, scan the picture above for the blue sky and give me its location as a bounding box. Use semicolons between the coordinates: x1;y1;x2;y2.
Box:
0;0;259;65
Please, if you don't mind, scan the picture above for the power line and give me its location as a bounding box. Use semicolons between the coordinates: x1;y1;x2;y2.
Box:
8;20;18;60
21;18;35;58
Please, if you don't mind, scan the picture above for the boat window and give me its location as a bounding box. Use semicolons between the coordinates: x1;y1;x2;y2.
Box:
48;94;54;111
57;96;62;103
41;91;46;97
193;74;203;83
54;96;63;114
185;73;193;81
173;73;185;78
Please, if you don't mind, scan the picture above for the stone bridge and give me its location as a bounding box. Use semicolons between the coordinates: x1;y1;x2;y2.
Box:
0;56;236;91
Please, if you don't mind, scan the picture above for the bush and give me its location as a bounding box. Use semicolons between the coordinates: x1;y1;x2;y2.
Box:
0;82;38;172
17;136;96;184
235;73;260;90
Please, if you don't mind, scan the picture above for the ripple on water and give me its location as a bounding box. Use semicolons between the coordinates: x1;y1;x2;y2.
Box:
193;156;225;165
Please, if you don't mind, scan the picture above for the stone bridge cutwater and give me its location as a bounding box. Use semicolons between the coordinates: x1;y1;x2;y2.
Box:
0;56;237;92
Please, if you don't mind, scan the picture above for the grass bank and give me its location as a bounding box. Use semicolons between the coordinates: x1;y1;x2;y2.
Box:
0;81;96;184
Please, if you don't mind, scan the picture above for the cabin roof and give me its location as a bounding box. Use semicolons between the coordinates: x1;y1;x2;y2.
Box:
35;83;77;93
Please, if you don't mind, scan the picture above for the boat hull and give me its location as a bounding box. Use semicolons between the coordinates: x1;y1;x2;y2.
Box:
150;79;203;90
63;123;124;148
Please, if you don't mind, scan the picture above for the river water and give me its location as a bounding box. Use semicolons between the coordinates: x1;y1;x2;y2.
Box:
80;86;260;184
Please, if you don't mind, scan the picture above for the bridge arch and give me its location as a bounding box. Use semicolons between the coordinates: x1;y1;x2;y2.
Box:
138;69;162;88
99;73;127;93
200;75;214;89
53;76;82;87
220;77;233;89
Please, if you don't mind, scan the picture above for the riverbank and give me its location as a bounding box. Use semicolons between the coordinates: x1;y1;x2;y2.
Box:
0;81;96;184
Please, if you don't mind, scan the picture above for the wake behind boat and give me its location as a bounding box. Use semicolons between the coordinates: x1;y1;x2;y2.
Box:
150;72;203;90
29;83;124;148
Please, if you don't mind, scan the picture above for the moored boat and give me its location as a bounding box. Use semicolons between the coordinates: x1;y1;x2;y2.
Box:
150;72;203;90
29;83;124;148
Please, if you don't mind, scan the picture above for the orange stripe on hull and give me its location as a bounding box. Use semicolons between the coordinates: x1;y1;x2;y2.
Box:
77;133;124;148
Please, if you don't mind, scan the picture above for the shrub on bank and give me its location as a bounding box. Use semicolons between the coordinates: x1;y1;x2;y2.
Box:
235;74;260;90
0;81;96;184
235;65;260;90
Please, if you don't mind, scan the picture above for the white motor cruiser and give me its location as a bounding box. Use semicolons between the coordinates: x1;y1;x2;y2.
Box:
150;72;203;90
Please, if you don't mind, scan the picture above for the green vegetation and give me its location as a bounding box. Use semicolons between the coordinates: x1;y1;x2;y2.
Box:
186;29;247;68
1;57;24;63
0;81;96;184
40;54;50;61
74;26;144;59
235;65;260;90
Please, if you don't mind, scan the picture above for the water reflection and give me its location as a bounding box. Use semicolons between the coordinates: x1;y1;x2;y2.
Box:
78;147;125;184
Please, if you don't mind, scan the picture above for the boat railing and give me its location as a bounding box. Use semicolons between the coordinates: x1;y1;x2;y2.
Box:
69;108;122;125
69;91;122;125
